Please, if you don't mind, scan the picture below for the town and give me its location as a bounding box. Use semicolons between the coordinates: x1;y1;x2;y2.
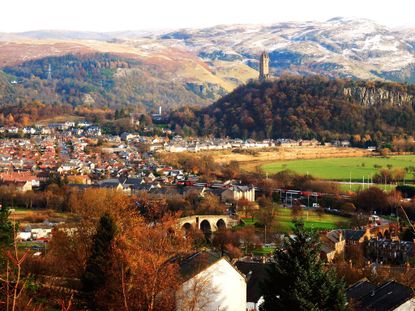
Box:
0;119;414;310
2;1;415;310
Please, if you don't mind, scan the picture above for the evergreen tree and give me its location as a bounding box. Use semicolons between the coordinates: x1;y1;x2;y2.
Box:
0;206;18;270
260;221;347;311
82;213;117;293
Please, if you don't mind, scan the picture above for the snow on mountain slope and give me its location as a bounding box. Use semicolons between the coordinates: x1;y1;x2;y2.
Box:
2;18;415;108
156;18;415;80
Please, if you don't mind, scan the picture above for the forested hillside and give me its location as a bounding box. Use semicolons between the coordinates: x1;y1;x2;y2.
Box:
169;76;415;143
1;53;220;109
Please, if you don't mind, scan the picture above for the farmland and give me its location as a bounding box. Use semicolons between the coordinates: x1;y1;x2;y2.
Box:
195;146;371;172
261;155;415;182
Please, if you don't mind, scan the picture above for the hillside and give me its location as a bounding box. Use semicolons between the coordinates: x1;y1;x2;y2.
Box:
169;75;415;142
0;53;237;109
3;18;415;83
0;40;256;109
2;18;415;110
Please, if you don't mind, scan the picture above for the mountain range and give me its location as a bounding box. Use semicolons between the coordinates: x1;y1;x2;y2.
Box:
1;17;415;109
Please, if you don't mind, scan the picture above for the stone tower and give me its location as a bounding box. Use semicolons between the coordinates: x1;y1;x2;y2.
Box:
259;51;270;81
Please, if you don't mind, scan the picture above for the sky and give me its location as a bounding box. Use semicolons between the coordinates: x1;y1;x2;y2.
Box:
1;0;415;32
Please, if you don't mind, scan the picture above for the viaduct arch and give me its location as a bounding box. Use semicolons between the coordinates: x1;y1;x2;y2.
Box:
178;215;238;233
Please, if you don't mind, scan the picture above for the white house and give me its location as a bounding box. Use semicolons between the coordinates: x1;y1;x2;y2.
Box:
221;185;256;203
176;251;246;311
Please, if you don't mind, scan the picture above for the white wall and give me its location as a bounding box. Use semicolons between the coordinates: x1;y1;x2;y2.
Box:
177;258;246;311
394;298;415;311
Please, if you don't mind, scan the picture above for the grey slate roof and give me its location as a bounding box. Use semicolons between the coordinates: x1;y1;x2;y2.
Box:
347;280;414;311
344;229;366;241
235;261;271;303
176;251;222;282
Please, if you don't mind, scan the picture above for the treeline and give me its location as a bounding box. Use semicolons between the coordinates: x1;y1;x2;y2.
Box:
169;75;415;143
0;100;160;135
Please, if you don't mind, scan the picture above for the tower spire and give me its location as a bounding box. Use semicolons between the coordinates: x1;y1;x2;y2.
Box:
259;51;270;81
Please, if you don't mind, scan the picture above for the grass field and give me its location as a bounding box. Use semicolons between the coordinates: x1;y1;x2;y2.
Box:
241;207;351;232
191;146;371;172
9;209;76;225
262;155;415;181
338;183;397;192
252;246;276;256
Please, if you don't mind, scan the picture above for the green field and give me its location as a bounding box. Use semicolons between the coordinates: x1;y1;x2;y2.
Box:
338;183;396;192
262;155;415;181
241;207;351;233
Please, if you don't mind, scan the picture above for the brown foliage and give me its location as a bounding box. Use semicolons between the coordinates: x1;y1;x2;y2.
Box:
355;187;388;213
101;216;192;311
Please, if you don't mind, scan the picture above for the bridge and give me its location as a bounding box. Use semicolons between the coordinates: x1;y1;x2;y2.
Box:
178;215;239;234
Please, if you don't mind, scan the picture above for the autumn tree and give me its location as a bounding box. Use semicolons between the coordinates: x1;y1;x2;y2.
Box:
135;193;170;223
291;202;304;218
46;225;93;278
355;187;388;214
195;193;225;215
212;228;241;257
222;160;240;180
256;196;276;229
238;226;260;254
102;216;192;311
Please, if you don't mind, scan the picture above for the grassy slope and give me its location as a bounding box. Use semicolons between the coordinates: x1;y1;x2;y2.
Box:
262;155;415;181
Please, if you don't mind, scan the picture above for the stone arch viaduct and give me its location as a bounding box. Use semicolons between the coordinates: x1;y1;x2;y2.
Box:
178;215;239;233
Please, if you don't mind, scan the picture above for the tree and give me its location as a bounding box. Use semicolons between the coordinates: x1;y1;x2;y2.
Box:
82;213;117;294
401;227;415;242
291;202;303;218
316;206;325;220
260;221;347;311
0;206;17;270
355;187;388;214
256;197;276;229
212;229;240;257
0;206;31;311
104;216;192;311
222;160;240;180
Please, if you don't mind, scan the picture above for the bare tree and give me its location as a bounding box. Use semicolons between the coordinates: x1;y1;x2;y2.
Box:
176;271;219;311
0;221;31;311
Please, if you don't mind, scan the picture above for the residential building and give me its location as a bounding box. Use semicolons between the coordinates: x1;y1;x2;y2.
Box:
176;251;246;311
320;229;345;262
366;238;414;265
221;185;256;203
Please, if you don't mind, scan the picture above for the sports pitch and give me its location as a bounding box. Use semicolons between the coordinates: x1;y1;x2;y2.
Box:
262;155;415;181
242;207;351;233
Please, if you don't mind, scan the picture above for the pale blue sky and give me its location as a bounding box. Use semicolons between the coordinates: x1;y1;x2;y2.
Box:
2;0;414;32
